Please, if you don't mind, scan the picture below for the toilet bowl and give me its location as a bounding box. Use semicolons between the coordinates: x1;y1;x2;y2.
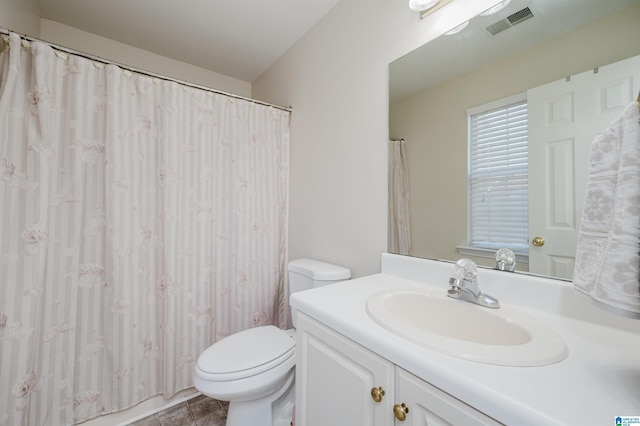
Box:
193;259;350;426
194;326;297;426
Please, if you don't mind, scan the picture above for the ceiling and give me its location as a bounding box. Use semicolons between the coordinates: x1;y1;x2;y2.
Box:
34;0;342;82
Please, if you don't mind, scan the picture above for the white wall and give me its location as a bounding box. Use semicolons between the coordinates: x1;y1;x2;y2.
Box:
253;0;500;277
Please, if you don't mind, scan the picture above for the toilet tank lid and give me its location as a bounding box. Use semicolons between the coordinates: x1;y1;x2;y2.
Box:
288;259;351;280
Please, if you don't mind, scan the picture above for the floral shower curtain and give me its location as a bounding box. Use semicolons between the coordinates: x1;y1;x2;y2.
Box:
0;33;290;425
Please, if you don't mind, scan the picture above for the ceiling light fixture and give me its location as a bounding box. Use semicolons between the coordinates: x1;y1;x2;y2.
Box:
411;0;453;19
479;0;511;16
408;0;440;12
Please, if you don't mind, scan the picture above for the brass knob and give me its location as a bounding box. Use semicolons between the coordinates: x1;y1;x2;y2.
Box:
370;386;385;403
532;236;545;247
393;403;409;421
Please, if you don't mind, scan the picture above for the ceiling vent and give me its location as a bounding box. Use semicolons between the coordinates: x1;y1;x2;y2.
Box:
486;6;535;36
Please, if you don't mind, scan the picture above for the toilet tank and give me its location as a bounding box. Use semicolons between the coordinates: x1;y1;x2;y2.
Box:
288;259;351;327
288;259;351;295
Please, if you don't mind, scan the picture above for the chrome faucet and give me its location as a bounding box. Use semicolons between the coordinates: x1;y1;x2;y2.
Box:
447;258;500;309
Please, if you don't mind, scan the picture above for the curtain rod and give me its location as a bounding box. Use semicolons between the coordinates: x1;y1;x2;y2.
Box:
389;138;405;142
0;28;292;113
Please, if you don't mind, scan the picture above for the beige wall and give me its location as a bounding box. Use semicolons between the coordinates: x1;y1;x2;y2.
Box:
389;4;640;268
39;20;251;97
0;13;250;97
253;0;500;277
0;0;40;35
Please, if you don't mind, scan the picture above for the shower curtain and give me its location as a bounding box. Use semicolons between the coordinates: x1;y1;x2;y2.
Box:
0;33;290;425
388;139;411;255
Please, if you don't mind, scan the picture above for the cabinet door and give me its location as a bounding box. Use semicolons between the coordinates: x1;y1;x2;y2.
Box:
296;313;395;426
395;368;503;426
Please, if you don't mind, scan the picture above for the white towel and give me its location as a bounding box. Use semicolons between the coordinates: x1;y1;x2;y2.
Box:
573;100;640;315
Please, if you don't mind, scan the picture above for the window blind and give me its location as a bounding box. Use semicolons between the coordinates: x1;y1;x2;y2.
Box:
468;99;528;254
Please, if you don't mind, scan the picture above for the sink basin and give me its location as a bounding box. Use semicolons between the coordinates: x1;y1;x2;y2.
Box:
366;289;568;366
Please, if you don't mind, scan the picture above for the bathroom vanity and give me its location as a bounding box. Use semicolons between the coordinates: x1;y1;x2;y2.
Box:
295;312;501;425
290;253;640;425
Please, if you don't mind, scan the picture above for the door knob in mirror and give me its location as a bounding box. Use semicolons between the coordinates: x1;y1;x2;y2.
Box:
532;237;545;247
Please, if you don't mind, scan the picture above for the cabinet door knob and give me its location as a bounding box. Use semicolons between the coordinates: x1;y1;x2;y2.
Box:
393;403;409;421
370;386;385;402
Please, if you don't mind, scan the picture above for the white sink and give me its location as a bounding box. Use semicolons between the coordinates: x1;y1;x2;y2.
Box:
366;289;568;367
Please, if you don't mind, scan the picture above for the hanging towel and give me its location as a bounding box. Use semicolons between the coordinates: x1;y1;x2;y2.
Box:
573;99;640;316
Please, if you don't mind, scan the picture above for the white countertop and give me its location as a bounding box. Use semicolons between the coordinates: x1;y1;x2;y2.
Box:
290;254;640;425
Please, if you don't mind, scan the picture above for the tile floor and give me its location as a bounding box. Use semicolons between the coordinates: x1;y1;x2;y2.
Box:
129;395;228;426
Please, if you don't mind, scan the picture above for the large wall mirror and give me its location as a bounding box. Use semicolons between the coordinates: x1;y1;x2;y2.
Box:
389;0;640;280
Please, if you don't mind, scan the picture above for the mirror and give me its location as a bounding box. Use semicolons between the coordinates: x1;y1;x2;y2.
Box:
388;0;640;279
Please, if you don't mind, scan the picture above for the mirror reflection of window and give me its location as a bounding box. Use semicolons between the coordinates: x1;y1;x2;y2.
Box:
467;94;528;257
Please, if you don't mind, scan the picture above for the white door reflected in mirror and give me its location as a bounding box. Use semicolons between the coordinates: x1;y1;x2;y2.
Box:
527;55;640;279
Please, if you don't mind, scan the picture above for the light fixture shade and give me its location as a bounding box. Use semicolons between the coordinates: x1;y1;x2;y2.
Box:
479;0;511;16
409;0;440;12
444;20;469;35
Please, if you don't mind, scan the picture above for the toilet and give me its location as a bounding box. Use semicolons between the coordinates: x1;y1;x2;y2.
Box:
193;259;351;426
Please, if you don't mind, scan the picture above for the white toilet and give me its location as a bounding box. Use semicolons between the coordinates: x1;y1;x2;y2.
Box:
193;259;351;426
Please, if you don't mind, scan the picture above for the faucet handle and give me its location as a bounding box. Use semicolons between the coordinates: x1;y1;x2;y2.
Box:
495;248;516;271
454;258;477;281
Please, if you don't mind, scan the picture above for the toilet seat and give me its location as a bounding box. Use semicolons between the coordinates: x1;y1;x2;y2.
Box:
196;325;295;382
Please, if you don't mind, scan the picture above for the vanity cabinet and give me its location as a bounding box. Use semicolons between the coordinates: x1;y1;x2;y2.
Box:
295;312;395;425
395;367;501;425
295;313;502;426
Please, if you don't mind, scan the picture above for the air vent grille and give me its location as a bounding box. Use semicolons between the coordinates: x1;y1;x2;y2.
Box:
486;20;512;36
507;7;534;25
486;6;535;36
